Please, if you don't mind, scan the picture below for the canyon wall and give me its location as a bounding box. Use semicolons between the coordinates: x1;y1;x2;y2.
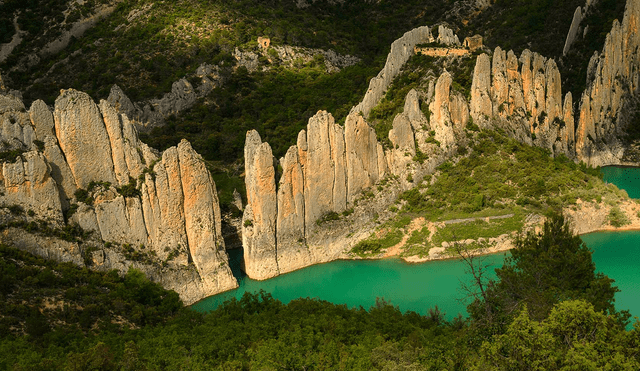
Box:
574;0;640;166
243;0;640;279
469;47;575;157
0;88;237;304
241;28;474;280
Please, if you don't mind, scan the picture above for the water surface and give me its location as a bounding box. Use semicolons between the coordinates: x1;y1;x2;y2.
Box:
194;166;640;321
193;251;506;319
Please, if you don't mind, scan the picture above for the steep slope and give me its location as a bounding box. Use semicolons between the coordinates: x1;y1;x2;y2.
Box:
242;0;640;279
0;87;237;304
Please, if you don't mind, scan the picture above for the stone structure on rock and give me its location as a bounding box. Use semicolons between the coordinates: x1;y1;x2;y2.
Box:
464;35;483;52
258;37;270;49
0;88;237;304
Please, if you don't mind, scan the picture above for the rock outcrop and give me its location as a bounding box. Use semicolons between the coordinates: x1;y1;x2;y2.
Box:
107;63;224;131
0;88;237;304
469;47;574;155
242;130;279;279
234;44;360;74
351;26;434;118
575;0;640;166
563;6;584;56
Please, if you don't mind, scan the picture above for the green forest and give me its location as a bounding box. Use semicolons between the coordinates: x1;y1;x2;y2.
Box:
1;215;639;370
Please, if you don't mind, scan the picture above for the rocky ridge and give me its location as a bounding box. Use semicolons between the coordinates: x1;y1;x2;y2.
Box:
574;0;640;166
233;44;360;74
106;62;225;131
243;0;640;280
0;87;237;304
242;24;476;280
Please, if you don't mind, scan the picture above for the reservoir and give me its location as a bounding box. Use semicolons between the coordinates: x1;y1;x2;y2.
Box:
194;166;640;321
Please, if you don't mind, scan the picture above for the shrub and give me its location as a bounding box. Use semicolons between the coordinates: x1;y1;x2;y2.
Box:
7;205;24;215
316;211;340;225
351;240;382;255
117;177;141;198
74;188;94;205
608;206;629;227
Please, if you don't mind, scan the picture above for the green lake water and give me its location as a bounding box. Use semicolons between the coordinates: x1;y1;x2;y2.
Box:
193;166;640;321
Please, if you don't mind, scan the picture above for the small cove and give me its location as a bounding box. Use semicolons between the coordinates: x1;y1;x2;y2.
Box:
194;166;640;320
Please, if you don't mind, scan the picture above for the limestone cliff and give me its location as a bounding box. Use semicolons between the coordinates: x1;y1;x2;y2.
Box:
574;0;640;166
242;2;640;280
470;47;574;156
351;26;433;118
0;88;237;304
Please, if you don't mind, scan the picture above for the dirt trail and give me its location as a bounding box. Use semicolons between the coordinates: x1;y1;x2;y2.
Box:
382;214;516;258
383;217;426;257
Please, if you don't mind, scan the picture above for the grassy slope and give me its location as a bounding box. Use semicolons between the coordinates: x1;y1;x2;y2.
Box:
352;128;629;257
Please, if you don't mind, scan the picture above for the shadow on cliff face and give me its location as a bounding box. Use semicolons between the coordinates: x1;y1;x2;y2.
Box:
226;248;247;281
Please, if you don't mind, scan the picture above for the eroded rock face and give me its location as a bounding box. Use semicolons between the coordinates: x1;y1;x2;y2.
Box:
352;26;433;118
242;130;279;280
29;100;55;141
242;109;388;279
178;140;236;293
470;53;493;124
241;2;640;284
276;146;311;274
54;89;117;188
575;0;640;166
2;152;63;223
304;111;347;229
469;49;574;156
345;112;385;201
0;88;237;304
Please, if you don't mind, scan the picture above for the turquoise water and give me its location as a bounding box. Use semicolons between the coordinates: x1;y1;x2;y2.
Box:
193;166;640;320
192;252;507;319
583;231;640;321
601;166;640;198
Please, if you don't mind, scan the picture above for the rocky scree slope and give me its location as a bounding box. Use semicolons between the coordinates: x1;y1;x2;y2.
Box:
0;86;236;304
242;0;640;280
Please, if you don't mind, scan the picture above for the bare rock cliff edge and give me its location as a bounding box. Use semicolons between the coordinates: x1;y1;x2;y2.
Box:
0;88;237;304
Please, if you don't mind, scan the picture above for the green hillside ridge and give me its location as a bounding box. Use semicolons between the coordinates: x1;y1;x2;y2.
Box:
1;216;639;369
352;128;631;258
1;0;453;104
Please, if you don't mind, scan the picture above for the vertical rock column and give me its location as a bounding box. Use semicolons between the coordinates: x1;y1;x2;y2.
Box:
53;89;117;188
276;145;310;273
178;140;237;293
470;53;493;125
303;111;347;235
345;112;385;203
242;130;279;280
576;0;640;165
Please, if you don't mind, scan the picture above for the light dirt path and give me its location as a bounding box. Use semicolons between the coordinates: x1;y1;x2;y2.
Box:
383;217;426;257
443;213;514;225
382;213;516;258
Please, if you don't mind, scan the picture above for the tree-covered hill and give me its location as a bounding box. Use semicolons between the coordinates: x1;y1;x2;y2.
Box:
1;216;639;369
